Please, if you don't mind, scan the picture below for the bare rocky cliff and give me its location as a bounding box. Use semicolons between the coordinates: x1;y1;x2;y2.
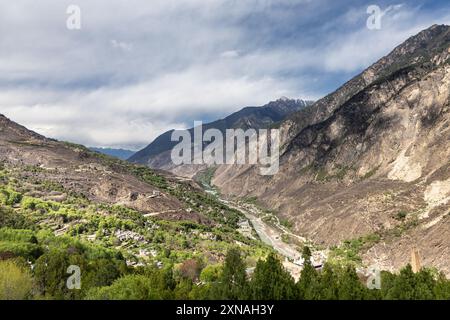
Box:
212;25;450;275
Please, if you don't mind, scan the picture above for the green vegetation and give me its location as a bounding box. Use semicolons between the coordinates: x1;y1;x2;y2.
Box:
76;145;225;228
297;163;314;175
314;165;353;182
127;165;169;190
0;161;268;264
0;160;273;299
334;165;351;180
0;227;449;300
279;218;293;229
330;213;423;267
1;158;449;300
249;253;297;299
315;168;329;182
0;259;33;300
361;166;380;180
195;167;217;188
385;215;420;238
395;210;408;221
329;234;381;266
85;247;450;300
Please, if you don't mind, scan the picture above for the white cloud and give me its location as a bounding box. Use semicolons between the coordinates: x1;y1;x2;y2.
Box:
220;50;240;59
320;3;450;72
111;40;133;52
0;68;299;149
0;0;448;149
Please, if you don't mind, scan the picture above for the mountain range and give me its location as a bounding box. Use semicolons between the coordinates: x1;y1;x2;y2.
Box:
211;24;450;275
90;147;135;160
129;98;313;177
0;24;449;277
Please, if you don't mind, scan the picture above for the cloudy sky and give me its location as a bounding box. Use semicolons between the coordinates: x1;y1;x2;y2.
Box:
0;0;449;150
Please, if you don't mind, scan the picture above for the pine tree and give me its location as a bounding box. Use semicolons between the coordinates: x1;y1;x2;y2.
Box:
212;248;248;299
318;263;339;299
434;273;450;300
250;253;296;300
385;264;417;299
297;246;321;299
336;265;366;300
302;246;312;262
413;268;436;299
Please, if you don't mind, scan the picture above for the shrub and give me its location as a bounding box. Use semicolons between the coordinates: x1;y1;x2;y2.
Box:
85;275;151;300
395;211;408;221
0;188;22;206
178;259;203;282
0;228;37;243
0;260;33;300
0;207;33;229
0;242;42;260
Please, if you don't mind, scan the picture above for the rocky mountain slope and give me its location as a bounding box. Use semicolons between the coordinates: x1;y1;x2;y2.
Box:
129;98;313;177
0;114;269;266
212;24;450;275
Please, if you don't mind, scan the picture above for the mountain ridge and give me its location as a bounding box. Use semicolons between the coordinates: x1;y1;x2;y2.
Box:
212;24;450;275
90;147;135;160
128;97;313;176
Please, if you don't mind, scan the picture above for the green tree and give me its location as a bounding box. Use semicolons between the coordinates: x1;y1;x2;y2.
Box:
413;268;436;299
33;249;71;299
302;246;312;262
297;246;321;299
173;278;194;300
336;265;367;300
33;248;89;299
0;207;32;229
0;259;33;300
199;263;221;283
383;264;436;300
434;273;450;300
317;263;339;299
212;248;248;299
249;253;297;300
85;275;151;300
380;270;396;299
81;257;127;297
139;265;176;299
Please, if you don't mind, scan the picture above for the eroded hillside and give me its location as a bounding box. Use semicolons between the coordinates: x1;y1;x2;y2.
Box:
212;24;450;275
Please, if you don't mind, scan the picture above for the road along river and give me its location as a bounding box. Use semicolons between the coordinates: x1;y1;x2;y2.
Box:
202;183;304;279
224;200;301;260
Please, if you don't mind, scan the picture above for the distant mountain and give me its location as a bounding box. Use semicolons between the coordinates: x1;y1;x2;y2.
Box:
128;98;314;176
90;147;135;160
212;24;450;276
